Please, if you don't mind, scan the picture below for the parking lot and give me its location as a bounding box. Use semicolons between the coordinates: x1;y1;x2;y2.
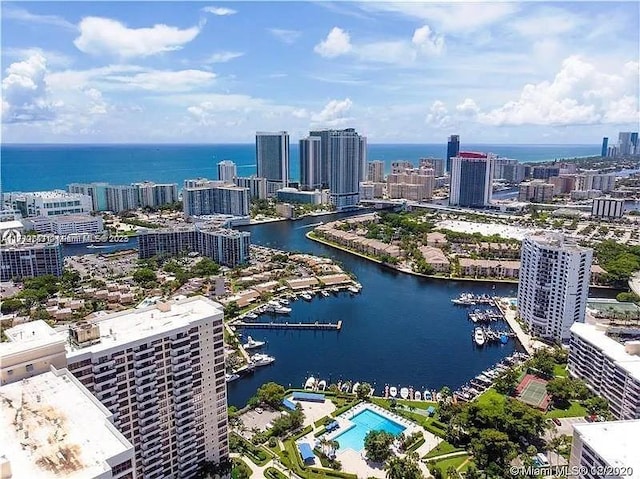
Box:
237;407;281;439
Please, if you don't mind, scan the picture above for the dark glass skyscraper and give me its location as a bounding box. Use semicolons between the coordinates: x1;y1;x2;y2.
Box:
601;137;608;157
449;152;494;207
299;136;322;190
256;131;289;195
446;135;460;172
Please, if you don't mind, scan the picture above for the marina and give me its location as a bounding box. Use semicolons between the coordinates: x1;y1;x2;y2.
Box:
234;321;343;330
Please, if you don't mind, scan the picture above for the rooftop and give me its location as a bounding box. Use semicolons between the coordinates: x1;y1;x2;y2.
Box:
0;369;133;479
4;296;223;357
573;420;640;474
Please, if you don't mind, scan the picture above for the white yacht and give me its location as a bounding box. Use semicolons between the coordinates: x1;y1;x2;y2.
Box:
347;286;359;294
400;387;409;399
225;373;240;383
272;305;292;314
414;391;422;401
250;353;275;366
317;380;327;391
301;292;312;301
474;328;486;346
304;377;316;390
321;290;330;297
280;298;290;305
242;336;265;350
389;387;398;397
352;382;361;394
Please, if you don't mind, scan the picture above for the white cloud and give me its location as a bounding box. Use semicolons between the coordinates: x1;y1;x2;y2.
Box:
1;52;56;123
3;47;73;68
311;98;353;126
425;100;452;128
314;27;352;58
2;7;75;30
510;7;580;37
360;3;517;34
479;56;640;126
412;25;445;56
456;98;480;116
74;17;201;58
314;26;444;65
269;28;302;44
204;51;244;63
202;6;237;16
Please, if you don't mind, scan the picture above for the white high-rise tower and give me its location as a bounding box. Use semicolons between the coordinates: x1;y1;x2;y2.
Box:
517;233;593;343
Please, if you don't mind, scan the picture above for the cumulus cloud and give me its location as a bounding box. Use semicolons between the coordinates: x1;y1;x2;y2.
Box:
311;98;353;126
74;17;201;58
314;25;444;65
1;52;57;123
479;56;640;126
269;28;302;44
425;100;452;128
456;98;480;116
202;6;237;16
314;27;352;58
412;25;445;56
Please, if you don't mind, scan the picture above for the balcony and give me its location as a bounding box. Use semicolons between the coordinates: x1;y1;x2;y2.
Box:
139;421;158;436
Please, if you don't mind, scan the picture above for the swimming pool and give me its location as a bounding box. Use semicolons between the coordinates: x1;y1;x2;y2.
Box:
333;408;406;452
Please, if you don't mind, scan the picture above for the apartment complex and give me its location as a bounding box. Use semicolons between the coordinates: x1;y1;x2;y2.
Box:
592;197;625;219
449;152;495;207
182;180;250;217
299;136;322;190
276;188;323;205
0;240;64;281
69;182;178;212
233;176;268;200
575;172;616;193
367;160;385;182
569;420;640;479
138;226;250;267
0;368;136;479
3;190;93;217
518;180;555;203
327;128;367;208
517;234;592;343
419;158;445;177
23;213;104;235
568;323;640;420
217;160;237;183
132;182;179;208
256;131;290;195
386;165;435;201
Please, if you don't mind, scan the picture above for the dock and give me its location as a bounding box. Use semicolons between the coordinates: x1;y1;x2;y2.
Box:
234;320;342;330
493;298;547;355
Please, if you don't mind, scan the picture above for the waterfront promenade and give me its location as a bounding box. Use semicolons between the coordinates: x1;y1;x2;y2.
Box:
494;298;547;355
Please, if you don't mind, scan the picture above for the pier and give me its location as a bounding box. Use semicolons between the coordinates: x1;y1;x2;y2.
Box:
234;320;342;331
493;298;547;355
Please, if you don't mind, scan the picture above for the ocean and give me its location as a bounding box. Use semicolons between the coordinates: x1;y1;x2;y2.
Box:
0;143;598;192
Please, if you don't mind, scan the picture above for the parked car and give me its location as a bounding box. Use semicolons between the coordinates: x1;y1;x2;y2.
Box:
552;418;561;426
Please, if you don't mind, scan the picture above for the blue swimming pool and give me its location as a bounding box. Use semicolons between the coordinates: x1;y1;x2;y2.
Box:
333;408;406;452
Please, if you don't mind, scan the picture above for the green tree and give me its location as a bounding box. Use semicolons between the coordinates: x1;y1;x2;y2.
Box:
494;368;519;395
1;298;23;314
363;430;395;462
546;378;575;407
132;267;157;285
470;428;516;469
356;382;372;400
256;382;286;408
192;257;220;277
464;466;481;479
223;301;240;319
584;396;609;417
529;349;555;376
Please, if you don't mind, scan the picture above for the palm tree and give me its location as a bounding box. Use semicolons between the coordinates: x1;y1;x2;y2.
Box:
329;439;340;457
318;436;330;455
446;465;459;479
384;456;406;479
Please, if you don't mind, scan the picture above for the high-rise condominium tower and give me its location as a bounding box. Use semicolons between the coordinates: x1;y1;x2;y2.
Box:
256;131;289;195
518;234;592;343
448;152;495;207
299;136;322;190
328;129;366;208
217;160;237;183
446;134;460;172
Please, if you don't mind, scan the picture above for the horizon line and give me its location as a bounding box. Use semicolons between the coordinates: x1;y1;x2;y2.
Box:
1;142;600;147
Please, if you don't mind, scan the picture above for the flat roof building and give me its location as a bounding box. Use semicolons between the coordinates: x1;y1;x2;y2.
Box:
0;240;64;281
0;368;136;479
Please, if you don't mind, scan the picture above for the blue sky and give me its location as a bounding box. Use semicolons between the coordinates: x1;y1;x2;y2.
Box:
1;1;638;143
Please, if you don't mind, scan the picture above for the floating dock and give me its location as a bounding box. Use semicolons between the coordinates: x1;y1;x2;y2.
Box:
234;320;342;330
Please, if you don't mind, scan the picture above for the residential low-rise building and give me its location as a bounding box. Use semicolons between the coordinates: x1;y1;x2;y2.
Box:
275;203;296;219
23;214;104;235
569;420;640;479
518;180;555;203
568;322;640;420
4;190;93;217
459;258;520;279
418;246;450;272
276;188;323;204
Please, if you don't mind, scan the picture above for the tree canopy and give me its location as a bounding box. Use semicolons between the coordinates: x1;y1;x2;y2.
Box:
385;455;424;479
256;382;285;408
364;430;395;462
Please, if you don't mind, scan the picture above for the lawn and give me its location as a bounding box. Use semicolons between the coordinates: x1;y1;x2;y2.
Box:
475;387;507;407
232;458;253;479
553;364;568;377
424;440;464;459
428;455;470;476
546;401;587;418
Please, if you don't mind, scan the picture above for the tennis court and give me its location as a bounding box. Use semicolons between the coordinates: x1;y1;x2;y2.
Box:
516;374;551;410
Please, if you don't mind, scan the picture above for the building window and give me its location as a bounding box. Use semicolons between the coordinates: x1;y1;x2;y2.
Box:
25;364;34;372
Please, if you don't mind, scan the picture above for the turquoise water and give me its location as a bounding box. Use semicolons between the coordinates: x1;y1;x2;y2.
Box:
333;408;406;452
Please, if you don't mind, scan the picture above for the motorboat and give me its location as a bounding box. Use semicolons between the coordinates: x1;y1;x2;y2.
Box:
414;391;422;401
474;327;486;346
321;290;330;297
384;385;389;398
400;387;409;399
272;305;292;314
340;382;351;393
225;373;240;383
280;298;290;305
389;387;398;398
347;286;359;294
317;380;327;391
304;377;316;390
301;292;312;301
423;390;432;400
245;313;258;319
242;336;265;350
352;382;361;394
250;354;275;366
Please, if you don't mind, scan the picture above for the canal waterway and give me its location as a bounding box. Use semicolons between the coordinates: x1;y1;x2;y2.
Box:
61;212;617;408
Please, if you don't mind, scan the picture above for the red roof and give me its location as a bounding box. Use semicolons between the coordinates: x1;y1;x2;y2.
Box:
458;151;488;158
